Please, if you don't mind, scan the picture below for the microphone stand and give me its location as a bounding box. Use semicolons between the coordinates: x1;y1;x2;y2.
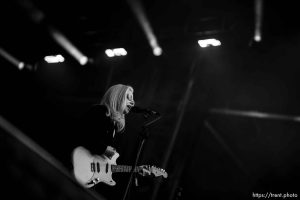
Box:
121;114;162;200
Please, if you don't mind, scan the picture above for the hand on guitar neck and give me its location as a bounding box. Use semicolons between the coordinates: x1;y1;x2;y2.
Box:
103;146;152;177
138;165;151;176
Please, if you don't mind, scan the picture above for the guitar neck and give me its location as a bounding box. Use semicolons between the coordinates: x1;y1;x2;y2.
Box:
111;165;142;173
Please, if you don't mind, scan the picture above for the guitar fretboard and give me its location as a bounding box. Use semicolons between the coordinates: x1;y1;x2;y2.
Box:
111;165;142;173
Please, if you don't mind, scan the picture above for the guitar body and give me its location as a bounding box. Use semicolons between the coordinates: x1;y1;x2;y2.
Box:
72;146;119;188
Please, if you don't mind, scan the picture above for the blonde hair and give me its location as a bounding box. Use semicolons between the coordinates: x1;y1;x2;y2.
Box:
100;84;134;132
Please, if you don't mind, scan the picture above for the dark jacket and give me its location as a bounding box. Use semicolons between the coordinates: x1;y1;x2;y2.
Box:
76;104;118;155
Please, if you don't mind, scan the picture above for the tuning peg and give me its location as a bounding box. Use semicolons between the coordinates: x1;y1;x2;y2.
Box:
92;178;99;184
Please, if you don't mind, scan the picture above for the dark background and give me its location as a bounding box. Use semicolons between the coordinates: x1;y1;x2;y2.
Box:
1;0;300;199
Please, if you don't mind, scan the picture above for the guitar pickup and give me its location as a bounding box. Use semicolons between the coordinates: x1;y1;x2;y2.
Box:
97;162;100;172
91;162;101;172
91;163;96;172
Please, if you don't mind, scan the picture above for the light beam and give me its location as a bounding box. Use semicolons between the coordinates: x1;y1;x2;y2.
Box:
49;27;89;66
0;48;26;70
254;0;263;42
127;0;162;56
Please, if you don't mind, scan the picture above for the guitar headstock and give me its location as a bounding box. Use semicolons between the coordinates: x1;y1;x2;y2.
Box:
148;165;168;178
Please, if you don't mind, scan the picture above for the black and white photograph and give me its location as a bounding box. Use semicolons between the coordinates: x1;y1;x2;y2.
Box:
1;0;300;199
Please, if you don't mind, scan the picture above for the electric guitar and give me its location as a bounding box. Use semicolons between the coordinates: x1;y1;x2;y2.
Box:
72;146;168;188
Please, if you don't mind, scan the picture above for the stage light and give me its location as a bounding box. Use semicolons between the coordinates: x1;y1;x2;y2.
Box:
105;49;114;57
254;33;262;42
114;48;127;56
79;56;88;65
44;55;65;63
149;37;162;56
153;46;162;56
18;62;25;70
198;38;221;48
105;48;127;57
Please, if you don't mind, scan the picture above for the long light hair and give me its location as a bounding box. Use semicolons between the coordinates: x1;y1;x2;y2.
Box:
100;84;134;132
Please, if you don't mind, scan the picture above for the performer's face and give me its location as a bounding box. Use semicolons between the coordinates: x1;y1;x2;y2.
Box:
123;89;134;114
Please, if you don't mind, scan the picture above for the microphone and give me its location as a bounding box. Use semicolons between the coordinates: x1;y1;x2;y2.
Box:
130;106;160;116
